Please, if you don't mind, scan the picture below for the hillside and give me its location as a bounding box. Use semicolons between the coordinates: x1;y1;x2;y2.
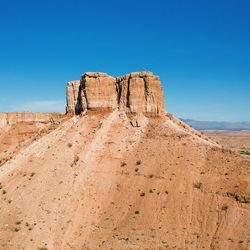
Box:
0;72;249;250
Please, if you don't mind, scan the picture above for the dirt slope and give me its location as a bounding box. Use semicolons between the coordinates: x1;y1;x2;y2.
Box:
0;113;65;167
0;111;249;250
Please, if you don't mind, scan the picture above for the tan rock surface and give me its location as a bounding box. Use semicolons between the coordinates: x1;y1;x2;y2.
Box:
66;80;80;114
78;72;117;112
0;112;65;167
66;71;165;116
117;72;164;115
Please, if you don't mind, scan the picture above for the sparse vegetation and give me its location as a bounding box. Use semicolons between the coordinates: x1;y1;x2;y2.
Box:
193;182;203;190
140;192;145;197
73;155;79;164
136;160;142;165
30;172;35;177
240;151;250;155
2;190;7;195
120;162;127;167
221;204;228;211
134;210;140;214
71;155;80;167
148;174;154;179
16;221;22;225
67;143;73;148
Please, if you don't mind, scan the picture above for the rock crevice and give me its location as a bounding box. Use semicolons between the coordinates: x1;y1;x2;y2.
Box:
66;71;164;116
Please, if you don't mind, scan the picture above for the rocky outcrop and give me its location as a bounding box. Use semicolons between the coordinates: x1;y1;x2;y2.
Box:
66;80;80;114
66;71;165;116
116;72;164;115
77;72;117;113
0;112;64;130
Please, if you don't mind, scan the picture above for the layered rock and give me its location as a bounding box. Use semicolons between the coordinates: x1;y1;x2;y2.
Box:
66;80;80;114
0;112;64;130
66;71;165;116
117;72;164;115
77;72;117;113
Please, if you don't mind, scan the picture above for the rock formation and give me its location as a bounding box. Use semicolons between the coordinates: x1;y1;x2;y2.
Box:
77;72;117;113
0;112;64;130
66;80;80;114
66;72;165;116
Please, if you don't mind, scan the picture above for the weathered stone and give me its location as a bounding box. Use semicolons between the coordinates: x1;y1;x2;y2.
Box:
0;112;64;130
66;71;165;116
66;80;80;114
80;72;117;111
116;72;164;115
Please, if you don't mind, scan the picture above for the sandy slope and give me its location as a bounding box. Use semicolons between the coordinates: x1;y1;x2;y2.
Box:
0;111;249;250
0;113;65;167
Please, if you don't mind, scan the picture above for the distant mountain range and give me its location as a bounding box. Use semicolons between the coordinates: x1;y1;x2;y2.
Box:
182;119;250;131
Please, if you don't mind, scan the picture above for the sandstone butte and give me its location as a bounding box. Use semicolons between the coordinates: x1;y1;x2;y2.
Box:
66;71;165;116
0;71;249;250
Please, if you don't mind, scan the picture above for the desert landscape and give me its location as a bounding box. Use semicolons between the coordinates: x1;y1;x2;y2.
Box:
0;72;249;250
203;130;250;155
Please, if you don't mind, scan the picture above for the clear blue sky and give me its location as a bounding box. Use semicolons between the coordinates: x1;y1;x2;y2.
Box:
0;0;249;122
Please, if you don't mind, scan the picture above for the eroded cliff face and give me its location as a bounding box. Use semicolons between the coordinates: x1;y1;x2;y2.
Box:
66;72;165;116
78;72;117;113
117;72;164;115
0;112;64;130
66;80;80;114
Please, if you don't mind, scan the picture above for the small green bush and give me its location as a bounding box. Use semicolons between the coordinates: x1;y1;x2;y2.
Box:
240;151;250;155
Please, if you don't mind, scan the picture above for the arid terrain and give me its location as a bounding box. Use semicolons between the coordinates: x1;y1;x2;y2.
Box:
203;130;250;154
0;72;249;250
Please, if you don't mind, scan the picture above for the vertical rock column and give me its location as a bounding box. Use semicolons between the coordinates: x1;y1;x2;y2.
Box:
79;72;117;112
116;72;165;116
66;80;80;114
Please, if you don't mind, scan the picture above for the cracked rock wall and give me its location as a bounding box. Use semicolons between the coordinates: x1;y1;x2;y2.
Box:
66;71;165;116
66;80;80;114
